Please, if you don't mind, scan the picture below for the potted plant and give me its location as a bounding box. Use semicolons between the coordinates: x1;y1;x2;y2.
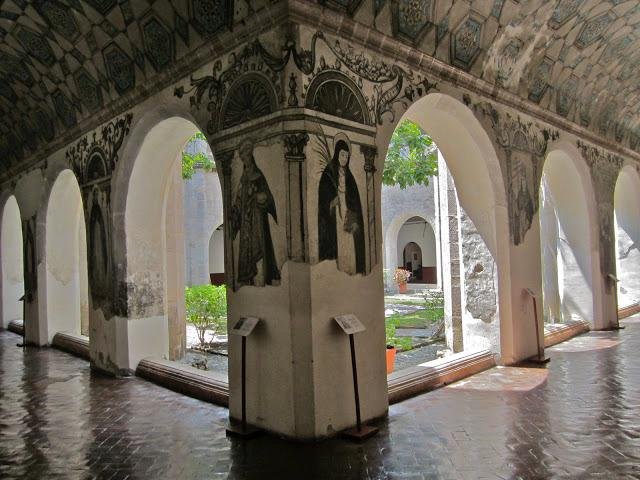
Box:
393;268;411;294
385;322;397;374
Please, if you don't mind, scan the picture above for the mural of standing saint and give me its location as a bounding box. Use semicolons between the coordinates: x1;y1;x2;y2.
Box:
318;133;365;275
230;139;280;287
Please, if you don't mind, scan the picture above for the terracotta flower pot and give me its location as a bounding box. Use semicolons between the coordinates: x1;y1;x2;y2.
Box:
386;345;396;374
398;282;408;294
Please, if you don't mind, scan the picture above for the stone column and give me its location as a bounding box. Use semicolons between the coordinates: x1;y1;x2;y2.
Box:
212;120;387;440
165;162;186;360
438;153;463;353
24;215;45;345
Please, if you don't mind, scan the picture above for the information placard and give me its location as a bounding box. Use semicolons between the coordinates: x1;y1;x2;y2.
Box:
334;314;366;335
231;317;260;337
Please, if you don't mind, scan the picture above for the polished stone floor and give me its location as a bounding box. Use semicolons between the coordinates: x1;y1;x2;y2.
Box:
1;321;639;480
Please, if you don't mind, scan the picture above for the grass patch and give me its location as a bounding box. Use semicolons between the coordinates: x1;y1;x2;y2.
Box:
387;307;444;328
385;307;444;350
384;298;425;306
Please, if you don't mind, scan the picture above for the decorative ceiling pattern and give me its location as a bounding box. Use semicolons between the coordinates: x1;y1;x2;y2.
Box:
372;0;640;153
0;0;232;171
2;0;640;175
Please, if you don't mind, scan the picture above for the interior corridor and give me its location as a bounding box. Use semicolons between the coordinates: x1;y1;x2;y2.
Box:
1;321;638;479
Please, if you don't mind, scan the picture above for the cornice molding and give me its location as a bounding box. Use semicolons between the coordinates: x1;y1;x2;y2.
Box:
288;0;640;164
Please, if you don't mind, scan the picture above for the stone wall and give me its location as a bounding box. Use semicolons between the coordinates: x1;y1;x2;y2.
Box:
182;138;223;286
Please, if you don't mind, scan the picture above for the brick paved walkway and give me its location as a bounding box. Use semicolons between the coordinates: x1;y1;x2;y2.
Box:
1;321;639;479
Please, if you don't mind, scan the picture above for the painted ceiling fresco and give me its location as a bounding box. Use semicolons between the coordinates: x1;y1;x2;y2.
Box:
0;0;232;172
377;0;640;148
1;0;640;174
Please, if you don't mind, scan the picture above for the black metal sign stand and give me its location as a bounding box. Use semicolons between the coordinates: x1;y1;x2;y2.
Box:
334;314;378;441
16;294;26;349
226;317;262;438
606;274;625;331
341;333;378;441
524;289;549;364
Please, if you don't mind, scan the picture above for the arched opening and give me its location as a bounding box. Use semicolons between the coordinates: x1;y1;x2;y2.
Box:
209;224;225;286
398;217;437;284
403;242;422;278
1;196;24;329
381;93;510;370
614;165;640;309
123;117;229;374
539;148;598;326
44;170;89;341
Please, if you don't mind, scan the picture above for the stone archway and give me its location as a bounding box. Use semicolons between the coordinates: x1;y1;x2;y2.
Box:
540;147;600;327
0;196;24;329
388;93;509;359
119;116;206;367
614;165;640;310
42;170;89;341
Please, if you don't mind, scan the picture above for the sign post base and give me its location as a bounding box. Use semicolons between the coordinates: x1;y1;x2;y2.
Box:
527;355;550;365
604;325;625;331
226;422;262;439
341;425;379;441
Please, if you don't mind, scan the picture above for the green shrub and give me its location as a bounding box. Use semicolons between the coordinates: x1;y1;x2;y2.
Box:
423;289;444;309
185;284;227;346
385;318;412;351
182;132;215;179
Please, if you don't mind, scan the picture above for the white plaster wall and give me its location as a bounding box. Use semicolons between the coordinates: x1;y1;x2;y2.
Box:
310;262;387;438
183;138;223;286
396;220;437;268
539;178;561;323
1;196;24;328
614;166;640;307
209;227;225;273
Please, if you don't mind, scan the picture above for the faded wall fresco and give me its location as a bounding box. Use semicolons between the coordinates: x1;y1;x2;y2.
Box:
471;101;557;246
66;113;132;314
577;141;623;283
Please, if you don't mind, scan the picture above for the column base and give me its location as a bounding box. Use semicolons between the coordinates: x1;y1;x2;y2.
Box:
527;355;551;365
226;420;263;439
341;425;379;441
602;325;625;331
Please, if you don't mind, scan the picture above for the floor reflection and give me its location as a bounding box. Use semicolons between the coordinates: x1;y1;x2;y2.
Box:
0;324;639;479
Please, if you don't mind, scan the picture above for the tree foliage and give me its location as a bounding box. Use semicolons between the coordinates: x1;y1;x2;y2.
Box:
382;120;438;189
185;284;227;346
182;132;215;180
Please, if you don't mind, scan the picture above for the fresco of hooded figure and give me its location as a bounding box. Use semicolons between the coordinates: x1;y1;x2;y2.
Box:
230;138;280;287
317;133;365;275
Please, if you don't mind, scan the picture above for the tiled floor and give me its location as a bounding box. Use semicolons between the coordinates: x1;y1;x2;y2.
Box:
1;321;639;479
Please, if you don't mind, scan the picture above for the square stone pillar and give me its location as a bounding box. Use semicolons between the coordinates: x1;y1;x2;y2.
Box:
437;154;463;353
213;117;387;439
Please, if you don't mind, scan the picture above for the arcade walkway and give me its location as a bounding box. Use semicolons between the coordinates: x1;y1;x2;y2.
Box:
0;321;639;479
